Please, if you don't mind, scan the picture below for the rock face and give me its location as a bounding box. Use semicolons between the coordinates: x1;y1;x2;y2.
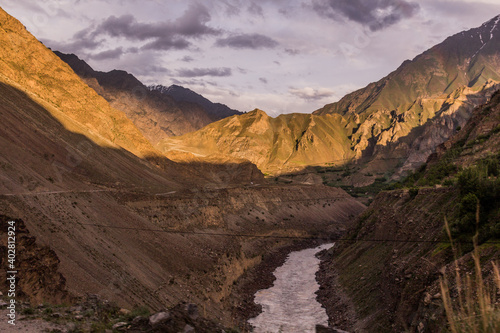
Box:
0;216;73;305
161;16;500;177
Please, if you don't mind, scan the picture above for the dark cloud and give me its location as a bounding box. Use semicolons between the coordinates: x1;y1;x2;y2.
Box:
133;65;171;76
176;67;232;77
221;0;241;16
289;87;335;101
54;3;220;53
41;25;103;53
180;56;195;62
88;47;124;60
285;48;300;55
215;33;279;49
94;4;219;40
248;2;264;16
170;78;219;87
259;77;268;84
312;0;419;31
141;38;191;51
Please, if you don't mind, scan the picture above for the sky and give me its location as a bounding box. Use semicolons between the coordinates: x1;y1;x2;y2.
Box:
2;0;500;116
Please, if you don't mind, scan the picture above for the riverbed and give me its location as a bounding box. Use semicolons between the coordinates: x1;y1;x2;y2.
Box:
248;243;334;332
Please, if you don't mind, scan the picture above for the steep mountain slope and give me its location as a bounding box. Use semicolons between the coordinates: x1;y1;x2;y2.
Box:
159;110;355;174
0;8;159;159
150;84;243;120
317;92;500;332
161;16;500;176
55;52;230;143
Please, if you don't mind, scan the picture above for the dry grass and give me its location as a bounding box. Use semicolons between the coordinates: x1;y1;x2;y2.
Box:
440;216;500;332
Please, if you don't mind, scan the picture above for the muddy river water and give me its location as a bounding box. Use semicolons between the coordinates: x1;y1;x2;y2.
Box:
248;243;334;332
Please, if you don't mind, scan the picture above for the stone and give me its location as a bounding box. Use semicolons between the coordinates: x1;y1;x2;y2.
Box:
423;292;432;306
184;324;195;333
149;311;171;327
118;308;131;315
112;322;128;330
132;316;148;325
66;323;77;332
75;315;84;321
184;303;199;320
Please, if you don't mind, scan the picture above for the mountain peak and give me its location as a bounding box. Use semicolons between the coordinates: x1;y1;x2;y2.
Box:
150;84;242;120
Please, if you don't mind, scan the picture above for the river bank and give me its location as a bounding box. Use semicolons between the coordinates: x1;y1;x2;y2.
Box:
228;239;326;331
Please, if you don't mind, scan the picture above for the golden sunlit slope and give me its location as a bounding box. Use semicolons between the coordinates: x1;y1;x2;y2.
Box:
159;109;355;174
0;7;156;157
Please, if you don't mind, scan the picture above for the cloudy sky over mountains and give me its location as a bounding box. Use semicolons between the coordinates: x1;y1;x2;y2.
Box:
3;0;500;115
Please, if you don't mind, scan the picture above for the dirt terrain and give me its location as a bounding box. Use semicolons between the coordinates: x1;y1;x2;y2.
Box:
0;183;364;328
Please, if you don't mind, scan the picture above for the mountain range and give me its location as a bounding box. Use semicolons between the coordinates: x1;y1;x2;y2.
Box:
0;6;363;327
54;52;242;144
0;4;499;331
159;15;500;180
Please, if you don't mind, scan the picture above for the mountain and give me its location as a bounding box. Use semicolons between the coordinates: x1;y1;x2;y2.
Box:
55;52;239;143
317;91;500;332
159;109;355;174
0;6;366;328
150;84;243;120
314;14;500;161
160;15;500;177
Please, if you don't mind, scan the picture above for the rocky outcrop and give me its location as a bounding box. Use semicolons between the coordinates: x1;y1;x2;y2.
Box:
0;216;73;305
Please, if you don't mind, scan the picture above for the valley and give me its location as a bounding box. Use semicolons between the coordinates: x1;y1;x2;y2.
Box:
0;3;498;332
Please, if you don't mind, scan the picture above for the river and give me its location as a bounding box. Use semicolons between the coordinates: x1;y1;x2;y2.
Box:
248;243;334;332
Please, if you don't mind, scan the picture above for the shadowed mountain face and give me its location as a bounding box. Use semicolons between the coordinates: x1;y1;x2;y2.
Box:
55;52;241;143
150;84;243;120
161;15;500;177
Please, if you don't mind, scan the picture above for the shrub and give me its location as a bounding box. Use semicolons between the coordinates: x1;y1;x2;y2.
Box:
409;187;419;199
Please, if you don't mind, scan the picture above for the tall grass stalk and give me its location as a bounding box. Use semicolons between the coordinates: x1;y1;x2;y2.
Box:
440;214;500;332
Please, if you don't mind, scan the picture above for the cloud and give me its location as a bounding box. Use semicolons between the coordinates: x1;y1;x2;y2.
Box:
289;87;336;101
180;56;195;62
51;3;221;53
88;47;124;60
259;77;268;84
312;0;419;31
285;48;300;55
141;38;191;51
176;67;232;77
215;33;279;49
41;25;103;53
94;4;219;40
248;2;264;16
